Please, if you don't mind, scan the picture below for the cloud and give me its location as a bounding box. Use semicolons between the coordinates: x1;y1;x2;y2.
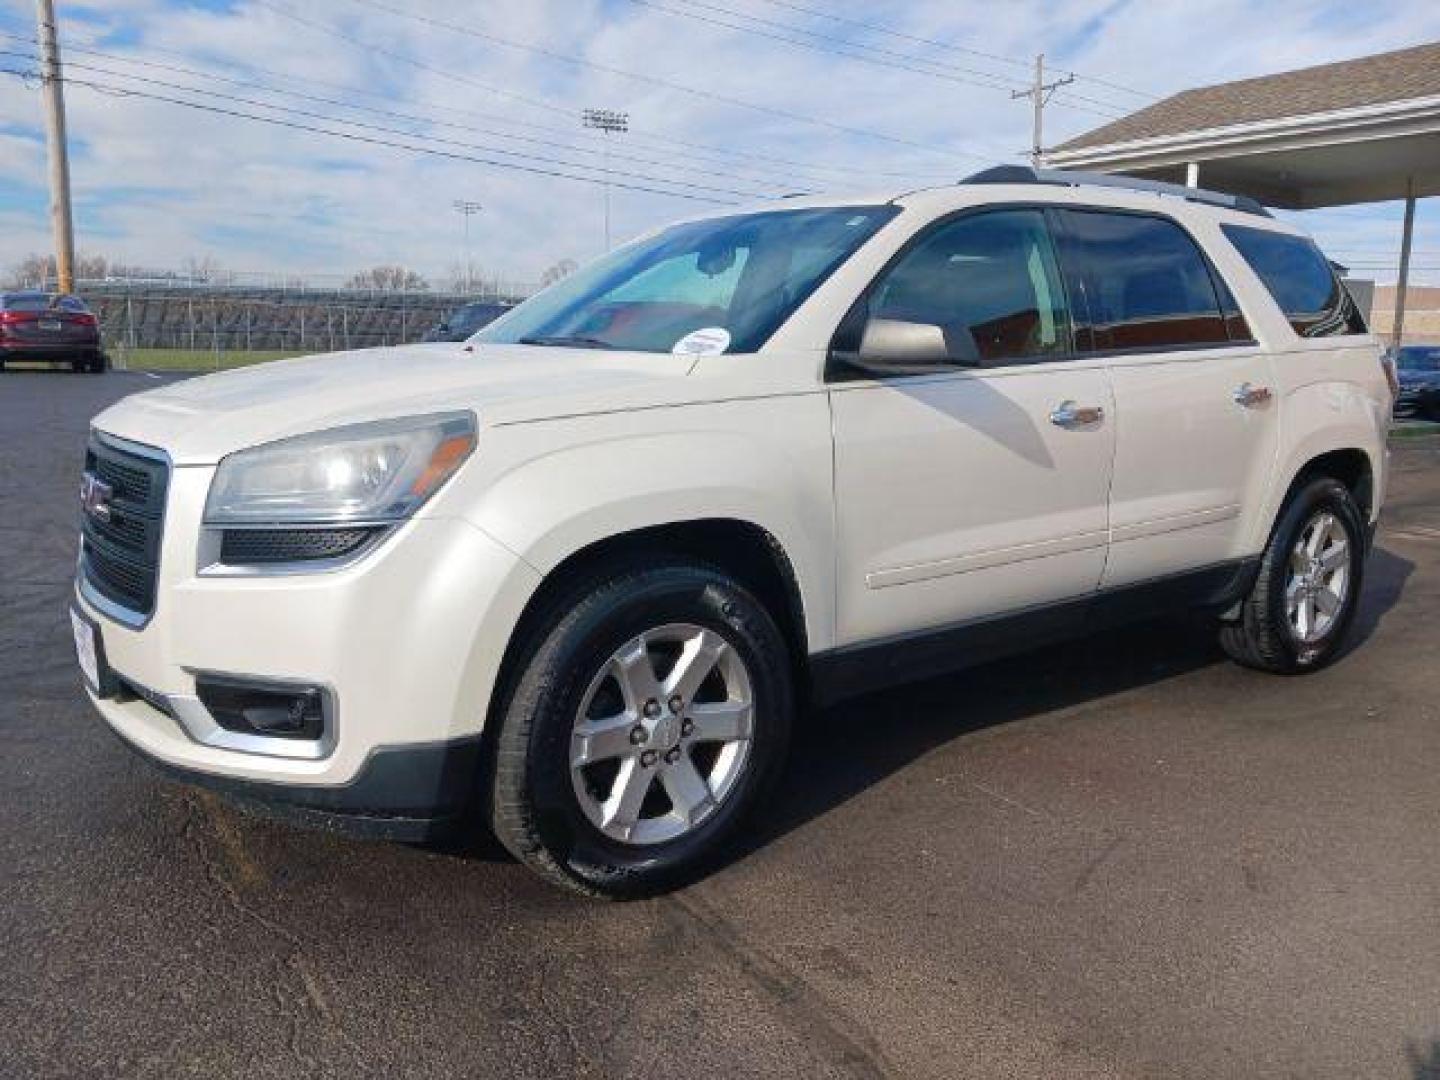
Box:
0;0;1435;284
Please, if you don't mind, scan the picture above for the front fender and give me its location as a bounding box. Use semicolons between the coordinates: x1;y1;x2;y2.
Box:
452;398;837;652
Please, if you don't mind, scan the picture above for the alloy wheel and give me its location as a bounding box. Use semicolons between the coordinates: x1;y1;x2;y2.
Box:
1285;511;1351;644
569;623;754;846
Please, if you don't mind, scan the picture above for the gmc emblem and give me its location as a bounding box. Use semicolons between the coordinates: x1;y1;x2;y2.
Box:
80;472;114;523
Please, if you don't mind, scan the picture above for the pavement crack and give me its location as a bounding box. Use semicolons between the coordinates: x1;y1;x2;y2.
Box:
178;792;343;1068
530;952;597;1077
665;891;895;1079
1072;834;1124;896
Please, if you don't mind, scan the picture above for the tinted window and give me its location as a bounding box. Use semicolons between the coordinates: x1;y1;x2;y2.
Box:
1056;210;1229;351
2;294;55;312
479;206;895;354
862;209;1072;365
1221;224;1367;337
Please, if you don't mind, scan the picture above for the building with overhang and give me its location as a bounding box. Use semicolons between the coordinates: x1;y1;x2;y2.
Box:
1045;41;1440;344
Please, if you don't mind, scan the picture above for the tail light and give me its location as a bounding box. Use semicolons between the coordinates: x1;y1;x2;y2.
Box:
1381;351;1400;401
0;311;31;325
72;312;98;326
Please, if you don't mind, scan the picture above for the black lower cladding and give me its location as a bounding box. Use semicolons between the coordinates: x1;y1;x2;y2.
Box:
809;558;1262;706
109;723;483;840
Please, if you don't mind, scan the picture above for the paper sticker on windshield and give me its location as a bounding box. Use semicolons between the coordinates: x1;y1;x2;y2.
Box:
672;327;731;356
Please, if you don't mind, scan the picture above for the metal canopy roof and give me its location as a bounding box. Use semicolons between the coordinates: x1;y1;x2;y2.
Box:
1045;42;1440;209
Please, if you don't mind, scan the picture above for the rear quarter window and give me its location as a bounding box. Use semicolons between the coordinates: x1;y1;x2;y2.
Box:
1220;224;1367;338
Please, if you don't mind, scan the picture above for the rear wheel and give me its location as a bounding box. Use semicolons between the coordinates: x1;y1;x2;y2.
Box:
1219;477;1365;674
487;559;794;897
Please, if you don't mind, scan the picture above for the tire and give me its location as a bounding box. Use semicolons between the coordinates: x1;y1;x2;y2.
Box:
1219;477;1366;674
487;558;794;898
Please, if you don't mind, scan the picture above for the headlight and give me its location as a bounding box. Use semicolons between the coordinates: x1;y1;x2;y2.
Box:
204;412;477;525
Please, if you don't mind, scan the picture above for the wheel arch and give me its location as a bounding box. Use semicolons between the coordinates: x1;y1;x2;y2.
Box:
484;518;813;738
1274;446;1376;529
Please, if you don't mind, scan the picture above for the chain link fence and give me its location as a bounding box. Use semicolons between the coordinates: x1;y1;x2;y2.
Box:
67;276;537;371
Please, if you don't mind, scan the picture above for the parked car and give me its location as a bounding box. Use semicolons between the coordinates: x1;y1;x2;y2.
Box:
423;300;509;342
0;292;106;373
73;167;1390;897
1392;344;1440;420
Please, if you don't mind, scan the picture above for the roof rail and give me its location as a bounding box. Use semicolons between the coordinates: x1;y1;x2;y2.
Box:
961;164;1273;218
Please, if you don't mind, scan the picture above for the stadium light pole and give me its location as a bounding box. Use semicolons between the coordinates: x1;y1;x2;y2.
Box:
581;108;628;251
35;0;76;294
452;199;482;291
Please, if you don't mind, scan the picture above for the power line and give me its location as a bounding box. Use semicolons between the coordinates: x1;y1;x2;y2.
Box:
0;66;748;205
0;21;968;187
0;39;809;195
8;55;777;200
624;0;1128;120
332;0;995;160
748;0;1158;101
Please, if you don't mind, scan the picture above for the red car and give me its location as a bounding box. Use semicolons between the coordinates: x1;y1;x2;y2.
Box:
0;291;106;373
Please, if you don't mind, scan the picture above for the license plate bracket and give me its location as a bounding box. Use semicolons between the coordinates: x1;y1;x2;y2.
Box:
70;606;116;696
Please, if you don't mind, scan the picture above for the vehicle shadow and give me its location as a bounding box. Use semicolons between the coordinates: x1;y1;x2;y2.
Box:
1345;544;1415;652
1407;1038;1440;1080
740;543;1414;860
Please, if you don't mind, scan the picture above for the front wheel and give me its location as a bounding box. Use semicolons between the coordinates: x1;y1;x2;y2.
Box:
1219;477;1366;674
487;559;794;897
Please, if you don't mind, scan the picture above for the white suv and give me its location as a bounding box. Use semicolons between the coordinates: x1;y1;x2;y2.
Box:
74;168;1392;896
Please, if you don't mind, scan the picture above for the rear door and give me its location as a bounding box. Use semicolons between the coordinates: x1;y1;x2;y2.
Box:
1052;208;1279;589
829;207;1115;648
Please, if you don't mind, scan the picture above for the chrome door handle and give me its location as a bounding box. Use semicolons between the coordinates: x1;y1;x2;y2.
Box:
1050;400;1105;428
1232;382;1273;407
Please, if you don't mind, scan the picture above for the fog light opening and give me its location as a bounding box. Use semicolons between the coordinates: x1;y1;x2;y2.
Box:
196;676;328;741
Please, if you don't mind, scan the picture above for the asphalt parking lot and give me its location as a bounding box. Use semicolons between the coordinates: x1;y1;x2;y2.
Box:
4;370;1440;1079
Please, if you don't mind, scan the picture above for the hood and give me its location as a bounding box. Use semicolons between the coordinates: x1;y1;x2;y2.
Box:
92;343;697;465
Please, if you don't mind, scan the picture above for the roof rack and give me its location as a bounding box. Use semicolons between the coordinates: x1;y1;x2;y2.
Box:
961;164;1273;218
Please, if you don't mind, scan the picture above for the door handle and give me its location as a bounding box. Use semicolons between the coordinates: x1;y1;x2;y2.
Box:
1232;382;1273;408
1050;400;1105;428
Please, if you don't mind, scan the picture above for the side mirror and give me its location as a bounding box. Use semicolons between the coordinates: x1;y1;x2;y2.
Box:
836;317;976;377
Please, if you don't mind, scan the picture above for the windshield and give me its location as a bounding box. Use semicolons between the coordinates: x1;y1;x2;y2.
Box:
477;205;896;354
1398;347;1440;373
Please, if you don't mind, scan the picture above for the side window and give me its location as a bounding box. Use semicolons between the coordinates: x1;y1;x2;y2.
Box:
1056;210;1231;351
1220;224;1368;337
862;209;1072;366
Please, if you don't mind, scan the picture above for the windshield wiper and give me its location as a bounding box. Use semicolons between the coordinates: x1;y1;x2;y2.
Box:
516;334;617;350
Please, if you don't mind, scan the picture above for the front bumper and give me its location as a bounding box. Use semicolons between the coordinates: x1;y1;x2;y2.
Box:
76;458;542;827
104;714;483;839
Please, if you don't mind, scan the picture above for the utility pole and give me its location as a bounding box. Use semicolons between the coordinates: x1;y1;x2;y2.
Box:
452;199;482;291
582;107;628;251
36;0;76;293
1012;53;1075;168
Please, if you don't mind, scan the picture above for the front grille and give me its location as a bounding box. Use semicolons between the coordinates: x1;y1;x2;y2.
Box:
220;526;382;565
80;435;168;618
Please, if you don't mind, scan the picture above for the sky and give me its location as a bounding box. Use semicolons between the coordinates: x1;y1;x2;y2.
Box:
0;0;1436;288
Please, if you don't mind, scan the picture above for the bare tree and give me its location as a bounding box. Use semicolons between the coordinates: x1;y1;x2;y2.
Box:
5;251;114;289
183;255;226;285
346;265;430;292
539;258;579;288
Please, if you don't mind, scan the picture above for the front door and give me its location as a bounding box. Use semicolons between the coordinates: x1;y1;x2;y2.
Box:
829;208;1116;648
